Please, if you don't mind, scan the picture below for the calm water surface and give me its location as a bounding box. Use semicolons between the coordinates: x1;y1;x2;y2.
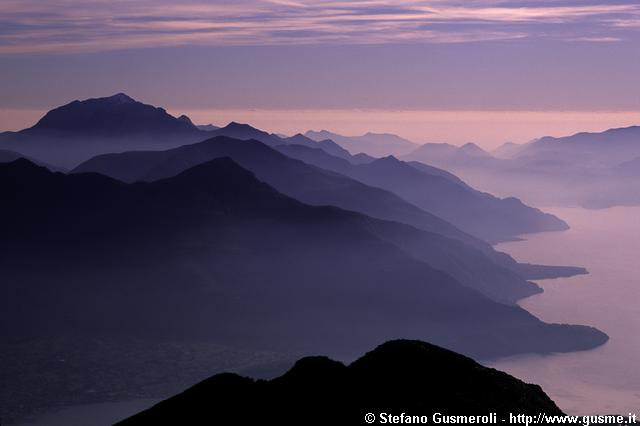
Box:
490;207;640;415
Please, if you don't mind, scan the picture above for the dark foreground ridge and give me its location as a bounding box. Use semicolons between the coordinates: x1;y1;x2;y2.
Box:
117;340;563;426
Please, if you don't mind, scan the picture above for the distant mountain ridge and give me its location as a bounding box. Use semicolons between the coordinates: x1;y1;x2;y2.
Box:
417;125;640;209
305;130;418;157
276;144;568;243
117;340;564;425
402;141;506;171
0;94;358;168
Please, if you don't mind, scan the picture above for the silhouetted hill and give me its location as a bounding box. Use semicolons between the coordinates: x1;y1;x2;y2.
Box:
205;122;282;146
305;130;418;157
74;137;566;303
117;340;564;426
32;93;197;135
0;159;607;359
276;144;569;243
0;93;207;167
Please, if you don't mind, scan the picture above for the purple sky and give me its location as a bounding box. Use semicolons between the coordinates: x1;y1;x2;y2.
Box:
1;0;639;144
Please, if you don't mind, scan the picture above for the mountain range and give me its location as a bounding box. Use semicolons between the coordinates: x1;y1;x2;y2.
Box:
276;144;568;243
1;93;586;277
74;135;588;301
6;93;637;210
391;125;640;209
117;340;564;425
0;94;385;169
0;158;607;360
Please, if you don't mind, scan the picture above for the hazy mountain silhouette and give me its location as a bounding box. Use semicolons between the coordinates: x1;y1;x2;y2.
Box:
493;141;530;159
74;136;587;301
423;125;640;208
351;152;377;164
117;340;564;426
522;126;640;165
0;93;209;167
204;122;283;146
1;158;607;359
402;142;507;171
283;133;352;159
276;144;569;243
196;124;220;131
305;130;418;157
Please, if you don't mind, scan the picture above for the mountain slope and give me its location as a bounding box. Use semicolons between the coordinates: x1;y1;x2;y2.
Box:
276;144;569;243
74;136;552;303
0;149;26;163
1;159;607;360
0;148;66;172
117;340;564;426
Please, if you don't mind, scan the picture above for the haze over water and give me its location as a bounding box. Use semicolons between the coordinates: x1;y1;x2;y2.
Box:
491;207;640;416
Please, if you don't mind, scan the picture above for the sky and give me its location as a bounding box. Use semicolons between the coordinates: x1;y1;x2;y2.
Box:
1;0;640;146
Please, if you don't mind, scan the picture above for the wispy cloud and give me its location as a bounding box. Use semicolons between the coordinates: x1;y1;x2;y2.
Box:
0;0;639;54
568;36;623;42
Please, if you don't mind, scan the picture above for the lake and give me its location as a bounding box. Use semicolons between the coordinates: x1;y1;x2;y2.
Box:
490;206;640;416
